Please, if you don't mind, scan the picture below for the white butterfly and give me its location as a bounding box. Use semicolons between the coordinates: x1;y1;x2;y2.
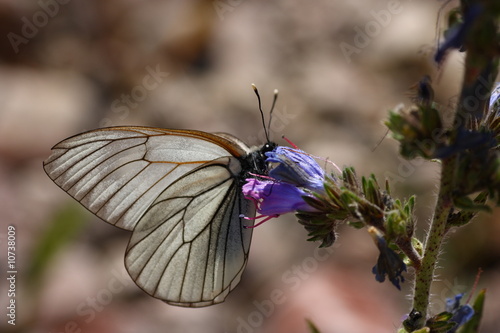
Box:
43;125;276;307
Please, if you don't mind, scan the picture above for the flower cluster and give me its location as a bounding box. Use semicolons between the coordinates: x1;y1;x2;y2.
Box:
298;2;499;331
243;146;416;289
386;79;500;213
389;3;500;327
242;146;326;220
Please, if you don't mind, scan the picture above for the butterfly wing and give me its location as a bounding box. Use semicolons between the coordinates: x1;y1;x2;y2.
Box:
43;126;257;307
126;156;255;307
43;126;248;230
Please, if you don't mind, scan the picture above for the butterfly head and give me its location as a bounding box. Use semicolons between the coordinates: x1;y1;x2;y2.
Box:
242;141;277;177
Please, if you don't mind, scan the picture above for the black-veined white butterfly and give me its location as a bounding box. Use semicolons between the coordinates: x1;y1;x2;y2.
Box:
43;88;278;307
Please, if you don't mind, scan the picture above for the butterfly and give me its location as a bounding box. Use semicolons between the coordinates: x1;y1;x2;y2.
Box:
43;86;278;307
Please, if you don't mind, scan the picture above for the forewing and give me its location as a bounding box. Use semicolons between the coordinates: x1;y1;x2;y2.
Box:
125;157;255;307
43;127;246;230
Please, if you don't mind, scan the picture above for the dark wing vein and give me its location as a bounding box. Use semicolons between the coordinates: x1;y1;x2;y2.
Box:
44;128;233;231
125;160;253;307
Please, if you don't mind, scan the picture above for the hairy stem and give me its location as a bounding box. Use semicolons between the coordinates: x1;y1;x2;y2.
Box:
410;1;499;328
411;158;454;326
395;238;421;271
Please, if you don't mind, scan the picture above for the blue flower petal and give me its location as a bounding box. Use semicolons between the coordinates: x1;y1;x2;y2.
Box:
266;146;325;190
242;178;317;216
369;227;407;290
445;293;475;333
434;5;482;64
446;293;464;312
448;304;474;333
434;129;497;158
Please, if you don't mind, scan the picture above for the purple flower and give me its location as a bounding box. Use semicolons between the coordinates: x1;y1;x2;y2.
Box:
242;145;326;221
446;294;475;333
434;5;482;64
265;146;325;191
434;128;497;158
242;178;317;217
369;227;407;290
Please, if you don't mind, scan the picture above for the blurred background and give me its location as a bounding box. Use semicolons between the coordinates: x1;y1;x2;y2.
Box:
0;0;499;332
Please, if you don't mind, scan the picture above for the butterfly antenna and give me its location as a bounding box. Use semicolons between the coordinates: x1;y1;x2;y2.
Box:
252;83;270;142
267;89;279;140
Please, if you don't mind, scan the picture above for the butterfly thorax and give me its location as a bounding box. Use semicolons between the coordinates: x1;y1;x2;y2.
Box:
240;142;277;181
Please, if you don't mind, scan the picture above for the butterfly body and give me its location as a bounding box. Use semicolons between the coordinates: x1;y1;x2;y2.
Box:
44;126;275;307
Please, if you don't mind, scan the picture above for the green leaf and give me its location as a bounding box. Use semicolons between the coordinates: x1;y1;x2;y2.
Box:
318;232;336;248
453;195;491;213
342;167;359;192
447;192;489;228
405;196;416;215
324;182;344;208
421;105;443;136
412;328;430;333
302;195;328;211
424;311;456;333
385;178;392;195
364;175;382;207
347;221;365;229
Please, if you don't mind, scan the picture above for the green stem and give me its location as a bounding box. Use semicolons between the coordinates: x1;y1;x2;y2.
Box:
411;158;454;327
395;238;421;271
410;1;499;327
